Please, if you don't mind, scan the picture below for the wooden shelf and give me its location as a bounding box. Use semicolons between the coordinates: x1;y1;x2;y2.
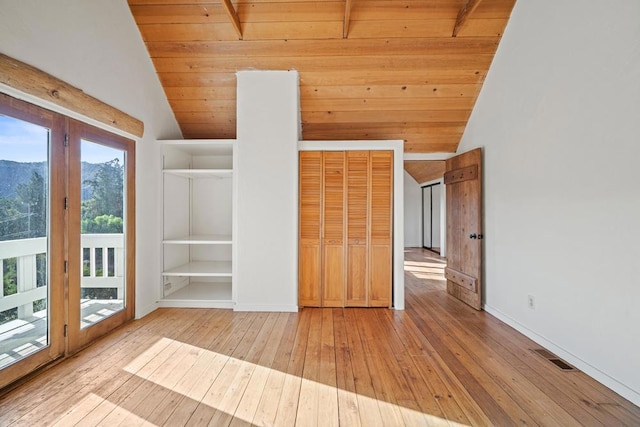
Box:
159;282;233;309
162;261;232;277
163;235;232;245
163;169;232;179
161;139;235;309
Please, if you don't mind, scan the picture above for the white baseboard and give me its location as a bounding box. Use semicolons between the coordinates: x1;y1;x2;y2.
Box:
233;304;299;312
484;304;640;407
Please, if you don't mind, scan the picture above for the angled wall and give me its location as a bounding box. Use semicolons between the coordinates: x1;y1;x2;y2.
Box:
458;0;640;405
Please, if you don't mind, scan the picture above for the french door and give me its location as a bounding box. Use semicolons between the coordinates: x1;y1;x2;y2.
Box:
66;120;135;352
0;94;135;389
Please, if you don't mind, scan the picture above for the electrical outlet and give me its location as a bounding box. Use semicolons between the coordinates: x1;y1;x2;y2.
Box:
527;295;535;310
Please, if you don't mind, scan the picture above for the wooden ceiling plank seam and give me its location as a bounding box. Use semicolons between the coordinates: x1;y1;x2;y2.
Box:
220;0;243;39
158;70;488;87
144;37;501;58
302;110;472;124
343;0;353;38
150;54;496;73
452;0;484;37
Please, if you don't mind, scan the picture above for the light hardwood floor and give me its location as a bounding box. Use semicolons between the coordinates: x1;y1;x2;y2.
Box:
1;248;639;426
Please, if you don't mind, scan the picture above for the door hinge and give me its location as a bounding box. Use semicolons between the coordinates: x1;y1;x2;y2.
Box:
64;260;68;273
64;197;68;210
64;134;69;146
64;324;68;337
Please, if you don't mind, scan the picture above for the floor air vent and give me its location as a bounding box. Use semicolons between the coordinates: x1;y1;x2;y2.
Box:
532;349;577;371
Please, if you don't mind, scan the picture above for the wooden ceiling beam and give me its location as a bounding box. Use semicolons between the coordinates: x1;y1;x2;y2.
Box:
0;54;143;137
220;0;243;40
343;0;353;38
452;0;483;37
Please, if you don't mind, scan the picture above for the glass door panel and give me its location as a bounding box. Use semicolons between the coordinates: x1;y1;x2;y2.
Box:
0;95;65;389
67;120;134;353
79;140;125;328
0;115;50;367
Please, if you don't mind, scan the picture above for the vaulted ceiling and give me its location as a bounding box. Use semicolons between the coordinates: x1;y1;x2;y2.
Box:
128;0;515;153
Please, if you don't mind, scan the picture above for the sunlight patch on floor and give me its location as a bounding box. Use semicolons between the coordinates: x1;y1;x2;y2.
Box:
109;337;470;426
404;258;446;281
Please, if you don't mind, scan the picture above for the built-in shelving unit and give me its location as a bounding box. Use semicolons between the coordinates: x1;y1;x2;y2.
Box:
159;139;235;309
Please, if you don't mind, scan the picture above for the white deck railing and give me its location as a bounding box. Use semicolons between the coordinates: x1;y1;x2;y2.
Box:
0;234;124;321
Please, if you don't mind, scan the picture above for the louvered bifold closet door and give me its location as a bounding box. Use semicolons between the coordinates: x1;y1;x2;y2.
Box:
299;151;322;307
322;151;346;307
369;151;393;307
346;151;369;306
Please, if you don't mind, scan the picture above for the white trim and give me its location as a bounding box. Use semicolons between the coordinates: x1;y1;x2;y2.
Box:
0;83;142;141
299;140;405;310
404;153;455;161
484;304;640;407
234;304;299;313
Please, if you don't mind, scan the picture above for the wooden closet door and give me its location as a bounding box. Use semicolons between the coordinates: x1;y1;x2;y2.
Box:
322;151;346;307
346;151;369;306
299;151;322;307
369;150;393;307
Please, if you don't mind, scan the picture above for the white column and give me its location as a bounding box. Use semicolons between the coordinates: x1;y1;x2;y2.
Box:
235;70;300;312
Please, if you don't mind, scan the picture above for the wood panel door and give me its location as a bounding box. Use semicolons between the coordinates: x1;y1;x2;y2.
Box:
369;151;393;307
321;151;345;307
444;148;483;310
298;151;322;307
345;151;369;306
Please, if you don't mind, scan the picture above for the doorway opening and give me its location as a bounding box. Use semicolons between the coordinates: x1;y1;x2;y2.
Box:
421;183;442;254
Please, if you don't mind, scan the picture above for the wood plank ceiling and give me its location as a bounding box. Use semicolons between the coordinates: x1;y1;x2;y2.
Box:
128;0;516;153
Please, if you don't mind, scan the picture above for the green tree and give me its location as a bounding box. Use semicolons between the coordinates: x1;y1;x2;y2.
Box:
82;159;123;221
0;197;22;241
16;171;46;238
81;214;123;234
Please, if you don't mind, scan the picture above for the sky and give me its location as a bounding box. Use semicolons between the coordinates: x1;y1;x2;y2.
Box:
0;114;124;164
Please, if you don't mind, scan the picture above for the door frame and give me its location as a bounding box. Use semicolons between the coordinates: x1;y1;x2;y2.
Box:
421;182;443;254
0;93;66;389
66;120;135;354
0;93;136;389
299;140;405;309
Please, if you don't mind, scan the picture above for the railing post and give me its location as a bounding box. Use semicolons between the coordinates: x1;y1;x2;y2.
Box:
0;259;4;298
102;246;108;277
115;247;124;300
90;247;96;278
17;255;36;318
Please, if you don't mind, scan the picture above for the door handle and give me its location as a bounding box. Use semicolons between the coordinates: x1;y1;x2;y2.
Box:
469;233;484;240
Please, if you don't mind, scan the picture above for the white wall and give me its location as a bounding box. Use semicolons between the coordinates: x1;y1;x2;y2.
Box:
403;171;422;247
235;71;299;312
0;0;182;318
457;0;640;405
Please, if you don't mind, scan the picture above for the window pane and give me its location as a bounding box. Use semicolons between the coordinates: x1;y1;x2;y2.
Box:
80;140;125;329
0;114;50;368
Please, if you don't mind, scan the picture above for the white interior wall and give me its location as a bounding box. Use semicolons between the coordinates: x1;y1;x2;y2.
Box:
403;171;422;247
235;71;299;312
0;0;182;318
457;0;640;405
